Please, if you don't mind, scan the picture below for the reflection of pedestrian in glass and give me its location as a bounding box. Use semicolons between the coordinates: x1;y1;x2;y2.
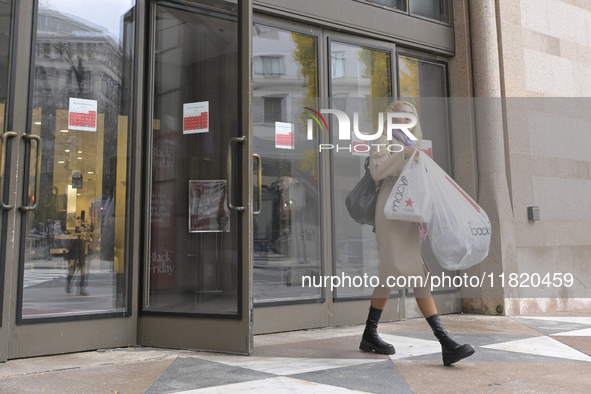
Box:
65;213;89;296
66;236;87;295
359;101;474;366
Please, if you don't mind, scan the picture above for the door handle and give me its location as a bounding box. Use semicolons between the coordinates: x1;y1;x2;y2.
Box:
226;136;246;212
18;134;42;212
253;153;262;215
0;131;18;210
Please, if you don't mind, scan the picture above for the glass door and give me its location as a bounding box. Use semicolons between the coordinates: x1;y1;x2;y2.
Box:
4;0;138;360
251;19;329;334
138;0;253;354
327;33;405;324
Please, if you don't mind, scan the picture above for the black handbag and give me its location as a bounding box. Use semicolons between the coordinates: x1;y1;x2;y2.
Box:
345;157;383;226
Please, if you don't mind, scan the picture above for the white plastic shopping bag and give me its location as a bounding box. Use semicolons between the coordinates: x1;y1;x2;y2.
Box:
384;150;432;223
423;155;491;270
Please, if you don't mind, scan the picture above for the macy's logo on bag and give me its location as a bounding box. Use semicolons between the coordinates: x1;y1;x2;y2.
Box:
389;176;417;213
469;223;491;236
390;176;408;213
302;108;417;152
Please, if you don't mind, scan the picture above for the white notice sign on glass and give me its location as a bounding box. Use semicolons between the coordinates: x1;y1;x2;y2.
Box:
68;98;97;131
183;101;209;134
275;122;294;149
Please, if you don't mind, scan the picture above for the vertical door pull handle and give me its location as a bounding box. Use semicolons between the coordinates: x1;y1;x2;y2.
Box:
0;131;18;210
226;136;246;212
18;134;42;212
253;153;262;215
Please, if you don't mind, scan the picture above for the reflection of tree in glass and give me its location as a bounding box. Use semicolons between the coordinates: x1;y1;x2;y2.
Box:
359;48;392;130
291;32;319;180
291;32;318;100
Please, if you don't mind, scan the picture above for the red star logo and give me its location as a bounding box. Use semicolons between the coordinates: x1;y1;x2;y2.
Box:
405;198;414;207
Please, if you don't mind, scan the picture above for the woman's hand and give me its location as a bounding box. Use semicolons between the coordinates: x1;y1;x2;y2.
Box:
403;146;418;159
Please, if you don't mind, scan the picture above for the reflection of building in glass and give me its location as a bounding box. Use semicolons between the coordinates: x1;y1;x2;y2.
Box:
30;4;126;263
34;6;122;115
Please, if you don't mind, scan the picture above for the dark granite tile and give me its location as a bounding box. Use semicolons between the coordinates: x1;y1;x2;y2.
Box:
144;356;274;393
291;360;412;394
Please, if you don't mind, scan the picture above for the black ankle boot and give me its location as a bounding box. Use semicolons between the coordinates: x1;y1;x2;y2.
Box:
359;306;395;355
426;314;474;366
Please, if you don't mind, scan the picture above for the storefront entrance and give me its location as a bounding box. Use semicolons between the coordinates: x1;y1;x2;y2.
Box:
0;0;254;360
0;0;458;361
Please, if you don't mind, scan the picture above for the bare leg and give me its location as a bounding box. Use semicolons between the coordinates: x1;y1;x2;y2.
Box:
370;285;391;310
414;285;437;318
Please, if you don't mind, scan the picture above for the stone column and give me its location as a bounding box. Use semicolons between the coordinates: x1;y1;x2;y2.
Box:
461;0;517;314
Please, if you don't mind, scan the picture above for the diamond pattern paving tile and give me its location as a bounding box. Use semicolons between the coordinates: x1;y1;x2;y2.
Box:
188;355;384;376
552;327;591;336
290;360;412;394
510;317;591;335
404;345;586;364
550;336;591;357
253;335;388;360
145;357;274;393
395;361;591;393
174;376;372;393
390;332;540;348
376;334;442;361
482;335;591;362
513;317;591;325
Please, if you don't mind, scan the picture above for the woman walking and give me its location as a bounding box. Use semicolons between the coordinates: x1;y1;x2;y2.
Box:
359;100;475;366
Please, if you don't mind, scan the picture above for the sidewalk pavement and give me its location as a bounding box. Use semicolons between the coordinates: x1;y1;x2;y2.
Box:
0;314;590;393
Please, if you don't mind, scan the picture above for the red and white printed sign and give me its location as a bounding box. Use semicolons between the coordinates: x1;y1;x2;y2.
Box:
275;122;294;149
189;180;230;233
68;98;97;131
183;101;209;134
420;139;433;158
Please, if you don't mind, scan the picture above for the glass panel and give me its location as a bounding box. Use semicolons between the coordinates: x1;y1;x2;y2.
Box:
398;55;450;172
21;1;135;318
330;41;392;299
398;53;453;290
252;24;321;304
363;0;407;12
146;4;239;314
410;0;451;24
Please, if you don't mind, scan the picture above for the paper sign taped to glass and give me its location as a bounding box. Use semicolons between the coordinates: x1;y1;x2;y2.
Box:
189;180;230;233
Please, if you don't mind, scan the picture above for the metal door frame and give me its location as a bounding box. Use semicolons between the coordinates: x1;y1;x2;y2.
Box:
137;0;254;354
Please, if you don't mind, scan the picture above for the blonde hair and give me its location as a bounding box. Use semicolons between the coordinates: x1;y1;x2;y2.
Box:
383;100;423;147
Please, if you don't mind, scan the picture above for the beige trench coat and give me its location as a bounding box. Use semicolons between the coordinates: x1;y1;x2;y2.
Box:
369;135;427;290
